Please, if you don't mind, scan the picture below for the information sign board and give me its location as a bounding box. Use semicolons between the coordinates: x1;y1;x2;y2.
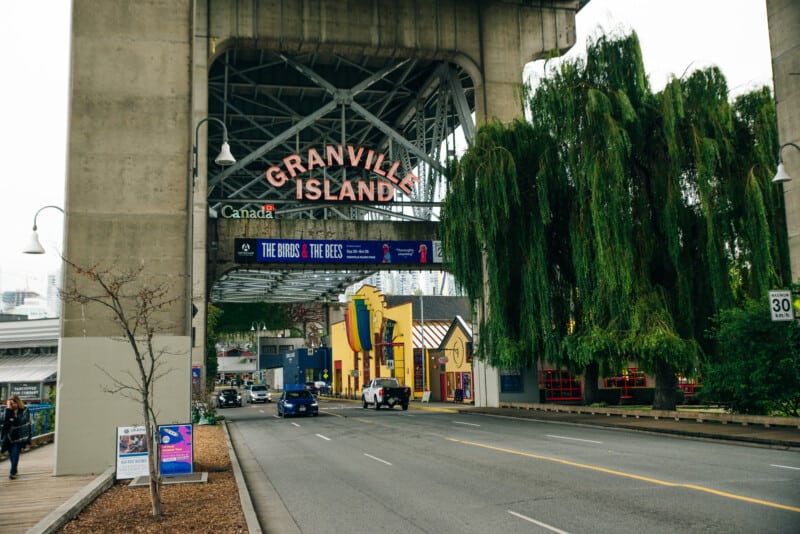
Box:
116;426;149;480
769;290;794;321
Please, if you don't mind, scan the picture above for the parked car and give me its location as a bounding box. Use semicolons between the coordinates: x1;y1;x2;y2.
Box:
304;382;319;395
217;388;242;408
277;389;319;417
247;384;272;403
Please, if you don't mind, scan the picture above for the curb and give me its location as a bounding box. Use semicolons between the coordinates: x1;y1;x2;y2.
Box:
223;421;263;534
26;466;115;534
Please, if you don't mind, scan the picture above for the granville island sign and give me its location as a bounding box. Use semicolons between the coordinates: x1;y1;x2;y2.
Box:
220;144;424;219
266;144;420;202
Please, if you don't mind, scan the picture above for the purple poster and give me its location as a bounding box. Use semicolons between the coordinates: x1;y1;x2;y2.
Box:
159;424;193;475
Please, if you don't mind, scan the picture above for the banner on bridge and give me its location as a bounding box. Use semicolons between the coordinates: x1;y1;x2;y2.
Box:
235;238;442;265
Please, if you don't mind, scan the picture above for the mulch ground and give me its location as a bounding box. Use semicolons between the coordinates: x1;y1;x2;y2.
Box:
59;424;249;533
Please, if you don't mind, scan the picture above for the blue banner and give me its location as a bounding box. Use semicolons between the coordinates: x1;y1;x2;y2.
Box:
235;238;441;265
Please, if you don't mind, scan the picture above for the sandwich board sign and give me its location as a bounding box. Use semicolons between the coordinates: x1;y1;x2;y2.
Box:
769;290;793;321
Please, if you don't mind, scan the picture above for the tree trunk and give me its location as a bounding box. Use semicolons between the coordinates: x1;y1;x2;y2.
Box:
583;361;599;405
145;420;163;517
652;360;677;411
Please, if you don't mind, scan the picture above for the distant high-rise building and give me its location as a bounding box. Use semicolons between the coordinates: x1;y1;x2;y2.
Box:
47;271;61;318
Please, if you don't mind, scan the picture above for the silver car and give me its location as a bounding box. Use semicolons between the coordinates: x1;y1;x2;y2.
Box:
247;384;272;403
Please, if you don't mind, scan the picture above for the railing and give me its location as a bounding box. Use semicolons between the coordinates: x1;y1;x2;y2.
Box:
500;401;800;429
28;403;55;437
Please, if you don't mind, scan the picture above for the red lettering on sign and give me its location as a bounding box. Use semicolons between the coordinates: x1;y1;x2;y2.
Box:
347;145;365;167
326;145;344;166
307;148;325;171
266;166;288;187
284;154;306;178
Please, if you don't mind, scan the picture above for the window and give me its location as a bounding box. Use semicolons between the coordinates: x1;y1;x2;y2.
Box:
500;369;523;392
604;368;647;398
539;370;581;401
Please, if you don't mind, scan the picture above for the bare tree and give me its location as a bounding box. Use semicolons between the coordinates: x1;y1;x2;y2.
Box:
60;260;182;517
285;302;325;345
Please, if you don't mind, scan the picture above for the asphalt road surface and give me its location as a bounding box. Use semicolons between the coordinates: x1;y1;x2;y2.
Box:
225;399;800;533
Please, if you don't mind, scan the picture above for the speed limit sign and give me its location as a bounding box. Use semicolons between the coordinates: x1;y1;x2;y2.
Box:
769;290;793;321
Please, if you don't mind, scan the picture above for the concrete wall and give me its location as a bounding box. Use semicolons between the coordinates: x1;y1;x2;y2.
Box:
767;0;800;281
57;0;195;474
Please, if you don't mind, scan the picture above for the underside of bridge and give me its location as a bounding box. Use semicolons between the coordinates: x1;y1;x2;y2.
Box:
204;47;475;303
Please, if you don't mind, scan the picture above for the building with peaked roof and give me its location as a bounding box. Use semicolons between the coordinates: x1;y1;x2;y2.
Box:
331;287;473;402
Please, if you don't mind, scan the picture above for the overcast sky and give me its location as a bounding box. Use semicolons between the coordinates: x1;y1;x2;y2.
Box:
0;0;774;295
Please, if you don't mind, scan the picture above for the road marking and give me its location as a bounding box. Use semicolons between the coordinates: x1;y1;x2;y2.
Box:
454;421;480;427
546;434;602;444
259;410;265;414
771;464;800;471
447;438;800;513
507;511;571;534
316;434;331;441
364;453;392;466
291;422;300;427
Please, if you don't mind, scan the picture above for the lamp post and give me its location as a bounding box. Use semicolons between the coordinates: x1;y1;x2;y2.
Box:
23;205;65;255
773;142;800;183
191;117;236;400
193;117;236;185
250;321;267;332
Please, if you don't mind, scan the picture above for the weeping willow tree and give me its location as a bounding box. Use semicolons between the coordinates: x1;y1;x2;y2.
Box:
441;31;787;410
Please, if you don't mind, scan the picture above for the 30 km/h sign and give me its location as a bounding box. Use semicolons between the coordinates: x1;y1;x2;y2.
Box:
769;290;794;321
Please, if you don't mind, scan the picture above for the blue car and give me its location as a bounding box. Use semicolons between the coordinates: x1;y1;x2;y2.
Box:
277;389;319;417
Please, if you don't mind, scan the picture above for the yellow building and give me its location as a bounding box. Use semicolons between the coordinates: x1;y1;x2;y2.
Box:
330;286;473;402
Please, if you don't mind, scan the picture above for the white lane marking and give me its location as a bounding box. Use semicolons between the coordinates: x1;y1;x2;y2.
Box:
316;434;331;441
259;410;265;414
291;422;301;427
770;464;800;471
453;421;480;427
546;434;602;444
364;453;392;466
507;510;571;534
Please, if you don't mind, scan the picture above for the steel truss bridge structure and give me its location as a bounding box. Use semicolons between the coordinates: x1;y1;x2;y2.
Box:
203;48;475;303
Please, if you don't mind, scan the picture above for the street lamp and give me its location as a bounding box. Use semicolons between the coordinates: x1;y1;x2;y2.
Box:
23;205;65;254
250;321;267;332
188;117;236;364
772;142;800;183
193;117;236;186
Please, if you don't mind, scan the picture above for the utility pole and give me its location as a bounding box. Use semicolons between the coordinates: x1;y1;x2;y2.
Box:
420;293;425;393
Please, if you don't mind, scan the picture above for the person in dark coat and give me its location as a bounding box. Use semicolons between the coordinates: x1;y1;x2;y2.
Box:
1;395;33;479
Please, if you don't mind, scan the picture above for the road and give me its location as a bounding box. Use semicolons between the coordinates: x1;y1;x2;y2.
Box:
225;399;800;533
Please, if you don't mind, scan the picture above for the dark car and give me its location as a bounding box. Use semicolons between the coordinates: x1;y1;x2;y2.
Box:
217;388;242;408
277;389;319;417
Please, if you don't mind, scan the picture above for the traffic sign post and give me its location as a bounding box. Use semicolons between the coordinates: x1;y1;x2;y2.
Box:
768;290;793;321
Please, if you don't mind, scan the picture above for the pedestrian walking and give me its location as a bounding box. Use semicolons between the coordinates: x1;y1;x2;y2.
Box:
1;395;32;479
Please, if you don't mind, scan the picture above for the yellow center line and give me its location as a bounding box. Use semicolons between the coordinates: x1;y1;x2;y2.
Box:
446;437;800;513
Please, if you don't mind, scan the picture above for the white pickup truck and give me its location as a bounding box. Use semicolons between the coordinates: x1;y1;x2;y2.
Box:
361;378;411;410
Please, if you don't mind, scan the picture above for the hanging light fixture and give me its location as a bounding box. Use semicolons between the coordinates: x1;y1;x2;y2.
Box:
23;205;65;254
773;142;800;183
193;117;237;183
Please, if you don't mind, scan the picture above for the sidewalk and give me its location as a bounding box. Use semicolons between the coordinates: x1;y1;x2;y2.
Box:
0;442;103;534
2;401;798;533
